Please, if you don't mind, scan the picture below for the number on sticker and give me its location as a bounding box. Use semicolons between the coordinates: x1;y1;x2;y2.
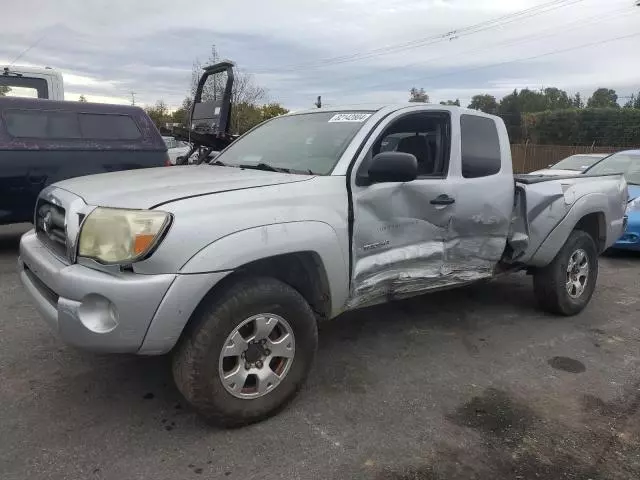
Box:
328;113;372;123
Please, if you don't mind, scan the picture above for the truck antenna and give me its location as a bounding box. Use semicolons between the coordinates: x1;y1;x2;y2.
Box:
9;33;47;67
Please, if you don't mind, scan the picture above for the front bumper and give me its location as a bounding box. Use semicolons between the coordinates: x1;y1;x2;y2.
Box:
612;213;640;251
19;230;229;354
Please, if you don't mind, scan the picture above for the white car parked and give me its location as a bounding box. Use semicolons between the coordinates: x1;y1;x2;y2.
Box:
530;153;609;176
162;136;191;165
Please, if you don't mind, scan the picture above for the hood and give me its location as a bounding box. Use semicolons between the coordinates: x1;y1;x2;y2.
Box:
55;165;313;209
628;185;640;202
529;168;583;176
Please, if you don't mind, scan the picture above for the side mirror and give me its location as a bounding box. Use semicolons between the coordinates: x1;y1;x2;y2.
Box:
368;152;418;183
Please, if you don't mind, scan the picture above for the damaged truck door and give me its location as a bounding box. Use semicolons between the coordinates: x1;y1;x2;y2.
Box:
349;109;514;309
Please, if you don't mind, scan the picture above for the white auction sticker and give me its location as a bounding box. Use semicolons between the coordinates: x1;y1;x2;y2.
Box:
328;113;372;123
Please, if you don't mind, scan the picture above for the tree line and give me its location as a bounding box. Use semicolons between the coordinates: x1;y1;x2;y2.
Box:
409;86;640;145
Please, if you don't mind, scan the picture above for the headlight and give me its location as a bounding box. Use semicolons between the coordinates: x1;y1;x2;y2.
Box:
626;197;640;214
78;208;171;264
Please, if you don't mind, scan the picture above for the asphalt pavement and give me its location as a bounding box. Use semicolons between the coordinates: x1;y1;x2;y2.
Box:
1;223;639;480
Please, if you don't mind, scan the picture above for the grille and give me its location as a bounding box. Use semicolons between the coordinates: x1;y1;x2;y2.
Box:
35;199;68;261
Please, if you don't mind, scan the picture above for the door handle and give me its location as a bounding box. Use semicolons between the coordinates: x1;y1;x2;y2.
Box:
430;194;455;206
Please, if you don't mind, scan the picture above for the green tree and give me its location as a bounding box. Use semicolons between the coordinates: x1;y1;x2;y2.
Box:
468;94;498;114
524;108;640;146
171;97;193;125
145;100;170;129
409;87;429;103
517;88;547;113
498;90;524;142
78;95;87;102
587;88;619;108
231;102;262;134
623;92;640;109
572;92;584;109
0;85;10;96
439;99;460;106
260;103;289;120
542;87;573;110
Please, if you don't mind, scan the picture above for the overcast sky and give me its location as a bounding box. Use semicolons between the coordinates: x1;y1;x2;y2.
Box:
1;0;639;110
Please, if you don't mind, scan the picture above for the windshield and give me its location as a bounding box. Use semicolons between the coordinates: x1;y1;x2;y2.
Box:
551;154;603;171
585;152;640;185
163;137;182;149
214;111;373;174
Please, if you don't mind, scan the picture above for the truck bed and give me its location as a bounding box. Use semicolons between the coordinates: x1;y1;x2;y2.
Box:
506;173;627;266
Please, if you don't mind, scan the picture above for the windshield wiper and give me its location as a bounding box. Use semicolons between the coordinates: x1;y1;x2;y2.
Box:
239;162;291;173
208;159;227;166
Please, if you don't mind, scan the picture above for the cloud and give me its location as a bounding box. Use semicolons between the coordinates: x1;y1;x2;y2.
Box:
0;0;638;110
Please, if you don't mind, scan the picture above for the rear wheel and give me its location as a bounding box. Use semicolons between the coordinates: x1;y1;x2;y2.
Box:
172;277;318;427
533;230;598;316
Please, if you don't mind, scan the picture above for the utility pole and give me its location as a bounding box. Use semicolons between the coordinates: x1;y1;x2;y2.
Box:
130;91;137;106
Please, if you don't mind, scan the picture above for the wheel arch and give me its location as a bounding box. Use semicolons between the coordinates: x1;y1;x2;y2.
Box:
169;252;330;358
574;211;606;253
528;193;609;267
206;251;333;321
178;221;349;316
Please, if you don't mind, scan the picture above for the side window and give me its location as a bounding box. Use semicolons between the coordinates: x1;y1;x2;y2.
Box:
79;113;142;140
460;115;501;178
3;110;141;141
4;111;47;137
4;110;81;138
370;112;450;177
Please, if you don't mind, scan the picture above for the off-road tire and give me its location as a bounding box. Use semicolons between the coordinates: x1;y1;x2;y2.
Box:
172;276;318;428
533;229;599;316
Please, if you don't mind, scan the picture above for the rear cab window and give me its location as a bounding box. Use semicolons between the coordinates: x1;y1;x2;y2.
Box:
0;77;48;99
460;114;502;178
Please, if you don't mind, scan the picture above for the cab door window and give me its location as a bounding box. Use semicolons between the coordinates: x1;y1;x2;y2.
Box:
370;112;451;178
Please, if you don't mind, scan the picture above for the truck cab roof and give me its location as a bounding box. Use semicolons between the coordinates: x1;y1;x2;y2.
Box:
288;104;485;117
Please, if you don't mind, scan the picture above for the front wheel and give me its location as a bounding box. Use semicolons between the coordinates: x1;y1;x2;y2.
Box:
172;277;318;427
533;230;599;316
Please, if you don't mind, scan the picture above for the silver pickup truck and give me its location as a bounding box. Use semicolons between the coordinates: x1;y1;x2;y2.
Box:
19;105;627;426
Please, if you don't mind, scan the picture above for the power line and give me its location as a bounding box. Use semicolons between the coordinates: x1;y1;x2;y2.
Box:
328;30;640;101
299;4;633;93
253;0;586;73
260;0;582;72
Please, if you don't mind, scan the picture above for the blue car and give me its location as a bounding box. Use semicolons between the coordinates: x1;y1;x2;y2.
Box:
586;150;640;251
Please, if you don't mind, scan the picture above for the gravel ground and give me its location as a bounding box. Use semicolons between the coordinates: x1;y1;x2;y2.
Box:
1;223;639;480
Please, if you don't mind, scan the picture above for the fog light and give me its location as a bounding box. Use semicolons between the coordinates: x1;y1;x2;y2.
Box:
77;294;119;333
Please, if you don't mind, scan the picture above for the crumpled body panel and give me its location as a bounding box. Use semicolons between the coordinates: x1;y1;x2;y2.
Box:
348;177;511;310
347;234;506;310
